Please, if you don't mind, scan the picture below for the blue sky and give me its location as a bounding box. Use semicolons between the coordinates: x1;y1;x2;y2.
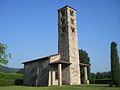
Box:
0;0;120;73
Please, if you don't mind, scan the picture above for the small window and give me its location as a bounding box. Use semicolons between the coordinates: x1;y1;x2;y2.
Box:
61;18;65;25
55;71;58;80
61;10;65;17
70;10;74;16
71;27;75;33
71;18;74;25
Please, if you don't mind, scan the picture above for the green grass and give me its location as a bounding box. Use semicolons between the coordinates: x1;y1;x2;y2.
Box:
0;72;23;80
0;72;23;86
0;84;120;90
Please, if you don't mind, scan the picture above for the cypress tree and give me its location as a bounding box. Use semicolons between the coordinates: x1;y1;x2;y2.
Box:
111;42;120;87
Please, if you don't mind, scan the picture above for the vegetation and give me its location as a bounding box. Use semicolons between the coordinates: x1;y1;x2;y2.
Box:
111;42;120;87
95;71;111;79
0;65;19;73
90;71;111;84
0;85;120;90
17;68;24;74
0;72;23;86
79;49;91;83
0;72;23;80
0;43;11;65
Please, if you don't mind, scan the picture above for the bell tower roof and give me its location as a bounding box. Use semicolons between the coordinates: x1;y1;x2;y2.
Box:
57;5;76;11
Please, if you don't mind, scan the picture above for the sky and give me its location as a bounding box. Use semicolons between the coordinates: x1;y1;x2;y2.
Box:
0;0;120;73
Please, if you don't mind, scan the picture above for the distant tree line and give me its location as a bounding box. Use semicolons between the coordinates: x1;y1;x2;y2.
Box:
91;71;111;79
90;71;111;84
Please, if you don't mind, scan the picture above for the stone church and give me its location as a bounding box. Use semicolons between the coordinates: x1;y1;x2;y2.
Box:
22;5;89;86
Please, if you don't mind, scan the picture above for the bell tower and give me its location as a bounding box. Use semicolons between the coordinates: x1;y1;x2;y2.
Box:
58;6;81;85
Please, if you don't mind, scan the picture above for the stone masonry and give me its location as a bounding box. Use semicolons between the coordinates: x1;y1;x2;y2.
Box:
23;5;89;86
58;6;81;85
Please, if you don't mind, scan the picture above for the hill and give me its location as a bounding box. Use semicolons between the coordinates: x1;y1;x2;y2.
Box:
0;65;19;73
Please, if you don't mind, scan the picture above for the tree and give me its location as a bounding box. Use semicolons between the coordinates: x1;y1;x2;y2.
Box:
90;73;96;84
0;43;11;65
111;42;120;87
79;49;91;83
17;68;24;74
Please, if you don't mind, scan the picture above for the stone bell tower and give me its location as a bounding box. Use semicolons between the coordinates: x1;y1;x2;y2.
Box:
58;5;81;85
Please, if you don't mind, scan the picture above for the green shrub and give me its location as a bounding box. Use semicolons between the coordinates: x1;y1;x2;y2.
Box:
0;79;15;86
15;79;23;85
0;79;23;86
0;72;23;80
0;72;23;86
95;79;112;84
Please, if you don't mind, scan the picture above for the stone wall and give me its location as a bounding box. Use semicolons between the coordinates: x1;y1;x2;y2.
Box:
23;59;49;86
58;6;81;85
62;65;70;85
67;7;81;85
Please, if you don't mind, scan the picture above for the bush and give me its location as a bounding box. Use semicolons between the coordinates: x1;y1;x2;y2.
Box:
0;72;23;86
0;79;23;86
0;79;15;86
0;72;23;80
95;79;112;84
90;79;95;84
15;79;23;85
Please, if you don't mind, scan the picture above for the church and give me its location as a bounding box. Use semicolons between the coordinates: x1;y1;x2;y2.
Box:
22;5;90;86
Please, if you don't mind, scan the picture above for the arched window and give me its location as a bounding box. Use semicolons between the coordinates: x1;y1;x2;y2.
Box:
71;18;74;25
61;10;65;17
70;10;74;16
71;26;75;33
61;18;65;25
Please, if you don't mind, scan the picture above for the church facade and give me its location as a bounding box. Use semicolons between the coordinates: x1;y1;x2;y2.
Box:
22;5;89;86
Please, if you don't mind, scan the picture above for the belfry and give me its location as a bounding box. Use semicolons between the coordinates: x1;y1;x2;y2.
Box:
58;5;81;85
22;5;89;86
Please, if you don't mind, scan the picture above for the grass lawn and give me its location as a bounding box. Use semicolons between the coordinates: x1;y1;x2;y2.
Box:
0;84;120;90
0;72;23;80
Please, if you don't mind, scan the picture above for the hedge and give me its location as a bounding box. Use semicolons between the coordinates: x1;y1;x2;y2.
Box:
95;79;112;84
0;79;23;86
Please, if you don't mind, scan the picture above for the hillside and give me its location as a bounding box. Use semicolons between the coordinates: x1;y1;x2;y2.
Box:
0;72;23;80
0;65;19;73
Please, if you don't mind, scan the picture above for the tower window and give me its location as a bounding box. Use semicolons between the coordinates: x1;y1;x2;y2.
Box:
61;18;65;25
71;27;75;33
61;10;65;17
70;10;74;16
71;18;74;25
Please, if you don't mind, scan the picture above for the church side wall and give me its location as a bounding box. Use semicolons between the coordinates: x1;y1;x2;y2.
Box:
23;59;49;86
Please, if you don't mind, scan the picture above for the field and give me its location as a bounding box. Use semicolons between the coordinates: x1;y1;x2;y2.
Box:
0;72;23;80
0;84;120;90
0;72;119;90
0;72;23;86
